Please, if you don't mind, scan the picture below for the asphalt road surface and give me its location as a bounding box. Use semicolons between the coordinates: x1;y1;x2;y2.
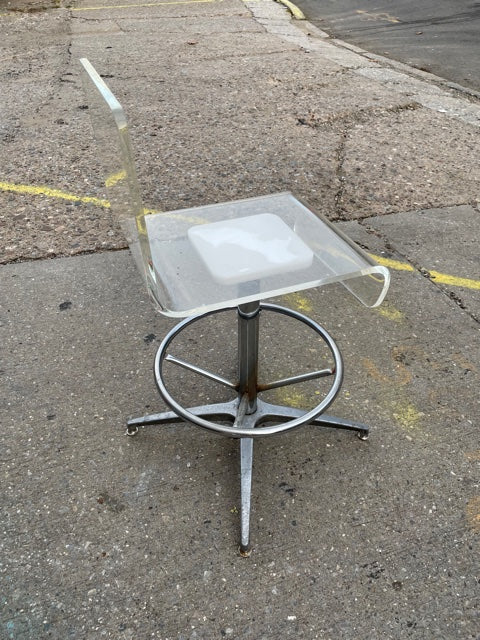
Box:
294;0;480;92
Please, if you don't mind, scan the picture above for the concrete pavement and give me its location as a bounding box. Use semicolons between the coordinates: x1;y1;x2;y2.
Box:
1;0;479;638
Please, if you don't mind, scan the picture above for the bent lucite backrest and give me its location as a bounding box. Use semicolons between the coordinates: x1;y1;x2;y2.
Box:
80;58;389;317
79;58;159;305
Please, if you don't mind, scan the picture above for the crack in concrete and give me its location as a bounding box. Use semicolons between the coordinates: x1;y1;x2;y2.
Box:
332;124;350;219
302;102;421;221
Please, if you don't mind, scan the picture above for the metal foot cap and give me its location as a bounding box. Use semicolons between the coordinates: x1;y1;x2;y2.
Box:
126;425;139;437
239;544;252;557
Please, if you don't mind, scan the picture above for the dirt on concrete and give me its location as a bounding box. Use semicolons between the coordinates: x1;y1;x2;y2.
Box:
0;0;62;12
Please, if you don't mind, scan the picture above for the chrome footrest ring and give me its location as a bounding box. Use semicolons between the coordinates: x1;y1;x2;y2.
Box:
153;303;343;438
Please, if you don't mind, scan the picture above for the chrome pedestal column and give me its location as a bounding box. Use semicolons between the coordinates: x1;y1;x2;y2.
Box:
237;302;260;555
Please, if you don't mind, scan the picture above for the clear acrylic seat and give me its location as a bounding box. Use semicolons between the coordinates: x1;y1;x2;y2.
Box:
80;58;390;554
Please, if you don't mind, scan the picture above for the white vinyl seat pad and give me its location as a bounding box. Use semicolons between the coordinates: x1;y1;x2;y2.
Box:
187;213;314;285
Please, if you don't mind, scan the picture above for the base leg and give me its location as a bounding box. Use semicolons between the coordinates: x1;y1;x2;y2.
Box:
311;413;369;440
126;400;239;435
239;437;254;556
249;400;369;439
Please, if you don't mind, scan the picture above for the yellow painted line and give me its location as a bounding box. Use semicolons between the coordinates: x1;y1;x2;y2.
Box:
274;0;305;20
371;253;480;291
0;180;209;225
72;0;221;11
143;206;207;224
0;181;110;208
356;9;400;24
105;169;126;188
371;254;415;272
429;269;480;291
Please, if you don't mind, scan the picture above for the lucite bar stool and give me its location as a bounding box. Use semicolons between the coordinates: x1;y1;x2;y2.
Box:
80;58;390;555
